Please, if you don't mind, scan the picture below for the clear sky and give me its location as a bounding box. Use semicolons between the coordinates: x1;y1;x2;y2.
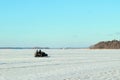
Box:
0;0;120;48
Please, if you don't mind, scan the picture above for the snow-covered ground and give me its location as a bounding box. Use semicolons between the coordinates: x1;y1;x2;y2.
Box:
0;49;120;80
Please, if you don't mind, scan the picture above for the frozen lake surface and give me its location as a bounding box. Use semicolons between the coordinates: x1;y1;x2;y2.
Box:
0;49;120;80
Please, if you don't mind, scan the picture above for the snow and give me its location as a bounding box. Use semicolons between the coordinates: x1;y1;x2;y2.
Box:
0;49;120;80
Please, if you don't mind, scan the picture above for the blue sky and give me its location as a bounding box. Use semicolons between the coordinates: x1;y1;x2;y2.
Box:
0;0;120;47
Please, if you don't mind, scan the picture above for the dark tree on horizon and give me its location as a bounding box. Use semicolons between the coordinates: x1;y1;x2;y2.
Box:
90;40;120;49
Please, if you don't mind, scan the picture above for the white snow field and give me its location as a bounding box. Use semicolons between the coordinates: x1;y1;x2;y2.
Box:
0;49;120;80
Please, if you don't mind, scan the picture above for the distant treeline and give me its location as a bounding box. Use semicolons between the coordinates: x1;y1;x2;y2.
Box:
0;47;50;49
0;47;88;49
90;40;120;49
